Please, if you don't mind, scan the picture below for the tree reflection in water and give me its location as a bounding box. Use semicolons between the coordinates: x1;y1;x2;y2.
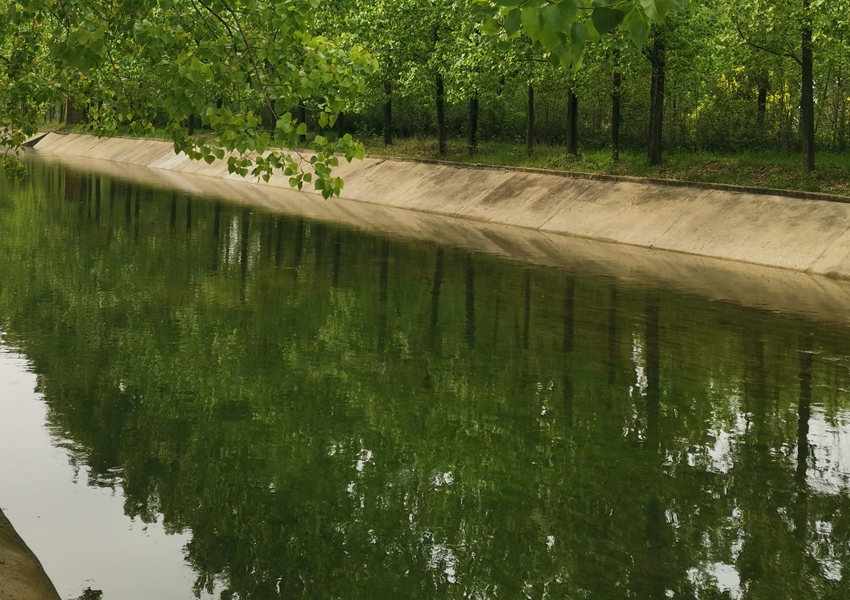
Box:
1;161;849;600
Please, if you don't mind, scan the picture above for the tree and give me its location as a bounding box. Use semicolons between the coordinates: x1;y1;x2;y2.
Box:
1;0;377;197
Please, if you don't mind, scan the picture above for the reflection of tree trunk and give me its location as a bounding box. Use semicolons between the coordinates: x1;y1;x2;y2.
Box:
133;189;140;242
428;248;444;352
378;239;390;351
645;497;665;600
465;257;475;349
792;333;814;593
94;177;101;224
801;1;815;173
331;233;341;287
240;207;250;303
293;219;304;282
314;224;324;268
796;334;813;488
607;288;618;388
170;192;177;229
125;186;132;225
185;199;192;234
523;270;532;351
562;276;575;427
645;294;660;450
526;84;535;157
275;217;284;268
212;203;222;271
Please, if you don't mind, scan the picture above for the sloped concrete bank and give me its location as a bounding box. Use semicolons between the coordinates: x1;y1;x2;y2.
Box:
0;509;61;600
25;132;850;325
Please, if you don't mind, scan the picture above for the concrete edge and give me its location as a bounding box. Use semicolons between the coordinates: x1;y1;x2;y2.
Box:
0;508;61;600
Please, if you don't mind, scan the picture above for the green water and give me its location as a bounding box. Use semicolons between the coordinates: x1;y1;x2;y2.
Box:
1;160;849;599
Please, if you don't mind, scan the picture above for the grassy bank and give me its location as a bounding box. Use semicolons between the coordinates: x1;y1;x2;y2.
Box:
363;137;850;198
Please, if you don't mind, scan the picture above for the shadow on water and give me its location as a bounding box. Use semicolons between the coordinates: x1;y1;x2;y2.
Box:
2;160;850;599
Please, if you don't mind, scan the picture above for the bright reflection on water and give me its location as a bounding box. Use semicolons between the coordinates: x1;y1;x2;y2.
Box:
1;161;850;599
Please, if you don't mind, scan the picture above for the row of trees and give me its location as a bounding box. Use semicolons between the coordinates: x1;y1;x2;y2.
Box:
3;0;848;188
324;0;850;173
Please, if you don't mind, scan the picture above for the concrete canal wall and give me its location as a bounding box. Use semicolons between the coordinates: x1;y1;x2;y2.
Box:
30;132;850;279
0;509;61;600
26;132;850;326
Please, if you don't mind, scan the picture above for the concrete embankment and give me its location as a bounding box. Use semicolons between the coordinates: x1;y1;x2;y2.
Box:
0;509;61;600
26;132;850;326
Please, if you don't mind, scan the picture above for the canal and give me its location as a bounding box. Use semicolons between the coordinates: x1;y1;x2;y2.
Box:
1;159;848;599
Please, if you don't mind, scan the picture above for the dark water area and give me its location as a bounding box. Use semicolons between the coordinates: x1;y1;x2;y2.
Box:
1;160;849;599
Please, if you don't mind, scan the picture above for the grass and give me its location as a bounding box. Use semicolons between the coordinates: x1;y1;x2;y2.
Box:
41;124;850;198
363;137;850;198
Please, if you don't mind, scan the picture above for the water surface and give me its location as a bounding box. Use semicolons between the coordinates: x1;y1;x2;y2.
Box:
1;161;849;599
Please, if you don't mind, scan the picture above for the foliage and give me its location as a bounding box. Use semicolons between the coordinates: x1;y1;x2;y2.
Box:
1;0;377;196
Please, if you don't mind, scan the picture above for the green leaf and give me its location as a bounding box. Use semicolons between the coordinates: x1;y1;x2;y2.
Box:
570;22;587;46
640;0;671;21
591;8;625;35
541;4;570;33
557;0;578;24
626;9;649;48
482;17;500;36
504;8;522;37
521;6;542;42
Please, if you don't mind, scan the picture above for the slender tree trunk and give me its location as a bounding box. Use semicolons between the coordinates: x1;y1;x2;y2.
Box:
187;114;195;136
297;101;307;144
566;89;578;156
757;85;768;128
468;93;479;156
436;72;446;155
526;84;534;157
383;80;393;146
801;1;815;173
612;50;621;162
648;33;666;167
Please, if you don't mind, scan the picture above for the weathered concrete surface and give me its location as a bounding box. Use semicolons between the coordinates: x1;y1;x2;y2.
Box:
0;509;61;600
27;149;850;329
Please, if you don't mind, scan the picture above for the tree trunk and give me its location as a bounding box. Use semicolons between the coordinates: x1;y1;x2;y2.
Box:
297;101;307;144
648;33;666;167
801;1;815;173
187;114;195;136
612;50;621;162
436;72;446;155
526;84;534;157
566;89;578;156
468;93;479;156
383;80;393;146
